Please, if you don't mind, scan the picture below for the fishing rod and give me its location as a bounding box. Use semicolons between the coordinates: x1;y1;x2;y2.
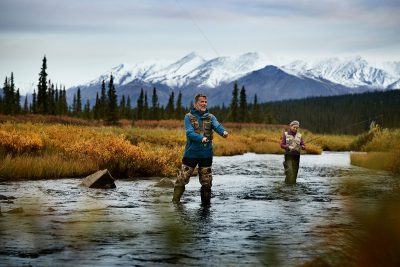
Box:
305;114;384;144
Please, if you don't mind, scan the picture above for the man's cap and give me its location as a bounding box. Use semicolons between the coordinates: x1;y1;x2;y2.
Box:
290;120;300;126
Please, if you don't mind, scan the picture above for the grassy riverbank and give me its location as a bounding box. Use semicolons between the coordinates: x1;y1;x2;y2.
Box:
0;116;395;180
350;128;400;174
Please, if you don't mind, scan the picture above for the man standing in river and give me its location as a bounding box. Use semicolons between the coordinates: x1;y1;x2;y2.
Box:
172;93;228;205
281;120;306;184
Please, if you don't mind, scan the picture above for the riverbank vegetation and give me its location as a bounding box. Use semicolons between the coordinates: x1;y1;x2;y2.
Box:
0;115;399;180
0;117;355;181
268;90;400;134
350;127;400;174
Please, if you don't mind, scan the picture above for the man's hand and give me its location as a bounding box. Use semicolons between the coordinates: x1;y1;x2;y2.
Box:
223;131;228;138
202;137;209;143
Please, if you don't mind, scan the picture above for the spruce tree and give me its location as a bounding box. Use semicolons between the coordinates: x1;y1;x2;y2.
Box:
126;95;132;119
37;56;48;114
77;88;83;116
15;88;21;114
229;81;239;122
120;95;126;119
93;93;100;119
136;88;144;120
151;87;159;120
61;86;68;115
106;75;118;124
54;85;59;115
143;91;149;120
32;89;37;113
166;91;175;119
10;73;18;114
47;81;55;115
2;76;10;114
100;79;107;119
72;94;77;116
251;94;262;123
83;100;91;119
239;85;248;122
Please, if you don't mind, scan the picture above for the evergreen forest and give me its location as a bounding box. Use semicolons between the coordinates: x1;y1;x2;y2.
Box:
1;56;399;134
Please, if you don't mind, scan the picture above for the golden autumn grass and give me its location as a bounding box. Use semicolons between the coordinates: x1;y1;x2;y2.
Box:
0;122;184;180
350;128;400;174
2;117;394;181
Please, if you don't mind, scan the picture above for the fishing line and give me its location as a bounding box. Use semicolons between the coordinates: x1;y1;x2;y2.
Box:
305;114;384;143
173;0;220;57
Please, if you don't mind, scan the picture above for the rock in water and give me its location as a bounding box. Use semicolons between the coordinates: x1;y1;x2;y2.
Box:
7;207;24;214
0;194;16;200
154;178;175;188
80;169;116;189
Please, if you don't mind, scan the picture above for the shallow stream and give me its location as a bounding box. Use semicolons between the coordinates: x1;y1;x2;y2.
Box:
0;152;398;266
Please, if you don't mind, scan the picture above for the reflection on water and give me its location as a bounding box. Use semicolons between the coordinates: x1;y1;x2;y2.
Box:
0;152;398;266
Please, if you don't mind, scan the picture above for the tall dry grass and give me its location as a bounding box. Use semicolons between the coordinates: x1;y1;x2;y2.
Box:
1;120;369;181
350;152;395;172
350;128;400;174
0;122;184;180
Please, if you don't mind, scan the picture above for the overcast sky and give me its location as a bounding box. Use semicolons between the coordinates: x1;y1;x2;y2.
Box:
1;0;399;92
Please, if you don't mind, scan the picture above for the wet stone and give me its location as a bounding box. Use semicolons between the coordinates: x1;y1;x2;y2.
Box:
80;169;116;189
154;178;175;188
7;207;24;214
0;194;16;200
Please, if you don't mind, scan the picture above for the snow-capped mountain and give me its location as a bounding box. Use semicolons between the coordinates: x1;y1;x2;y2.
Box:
380;61;400;77
24;52;396;107
281;56;398;89
83;52;268;89
388;79;400;90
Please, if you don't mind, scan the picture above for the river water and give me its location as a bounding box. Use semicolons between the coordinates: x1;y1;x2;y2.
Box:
0;152;398;266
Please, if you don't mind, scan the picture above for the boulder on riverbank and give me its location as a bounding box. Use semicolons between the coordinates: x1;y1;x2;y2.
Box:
80;169;116;189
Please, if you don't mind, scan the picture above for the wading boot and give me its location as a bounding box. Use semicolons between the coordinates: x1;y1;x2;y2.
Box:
200;186;211;206
172;186;185;204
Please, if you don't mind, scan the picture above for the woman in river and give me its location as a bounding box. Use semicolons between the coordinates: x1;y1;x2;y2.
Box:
280;120;306;184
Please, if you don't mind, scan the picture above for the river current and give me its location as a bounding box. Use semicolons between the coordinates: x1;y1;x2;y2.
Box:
0;152;398;266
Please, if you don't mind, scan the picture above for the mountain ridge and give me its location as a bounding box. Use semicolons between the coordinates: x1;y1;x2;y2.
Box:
17;52;399;107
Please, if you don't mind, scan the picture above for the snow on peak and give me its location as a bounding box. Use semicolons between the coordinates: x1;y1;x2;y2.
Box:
80;52;268;89
145;52;207;86
74;53;398;91
282;56;398;88
182;52;269;87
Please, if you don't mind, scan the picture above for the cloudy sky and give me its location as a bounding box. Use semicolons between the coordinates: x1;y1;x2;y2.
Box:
1;0;399;92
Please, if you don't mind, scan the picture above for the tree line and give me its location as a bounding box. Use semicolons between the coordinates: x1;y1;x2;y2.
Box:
266;90;400;134
209;81;274;123
0;56;272;124
5;55;397;134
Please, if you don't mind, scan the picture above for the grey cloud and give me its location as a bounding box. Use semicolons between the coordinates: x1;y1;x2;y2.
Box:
1;0;399;33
